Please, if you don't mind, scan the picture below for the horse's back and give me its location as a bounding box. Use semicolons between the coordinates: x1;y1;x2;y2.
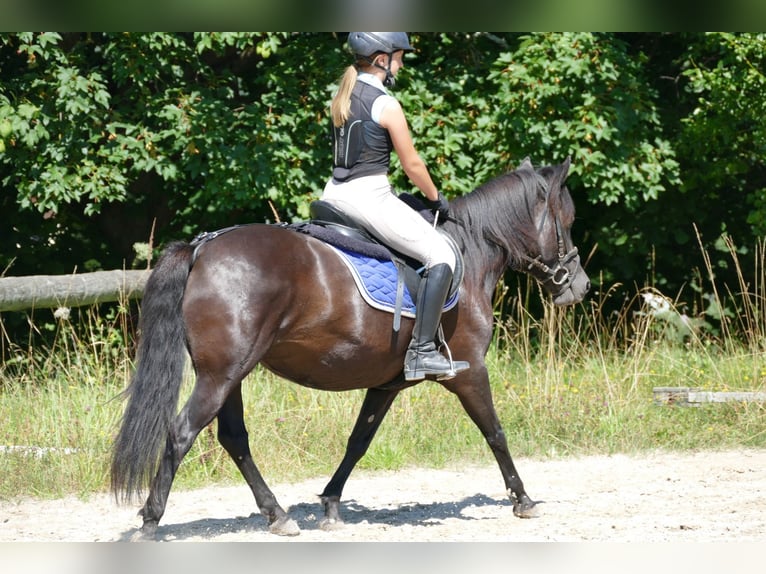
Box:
184;224;335;321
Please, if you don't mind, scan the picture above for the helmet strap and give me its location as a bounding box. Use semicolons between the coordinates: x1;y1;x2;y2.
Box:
367;53;395;87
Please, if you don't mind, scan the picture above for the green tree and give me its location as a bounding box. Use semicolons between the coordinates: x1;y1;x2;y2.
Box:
3;32;765;328
486;32;682;286
616;33;766;296
1;32;320;274
678;33;766;283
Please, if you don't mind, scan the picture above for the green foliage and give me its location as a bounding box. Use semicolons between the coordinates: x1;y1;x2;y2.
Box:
393;33;502;196
489;33;680;209
3;32;766;327
483;33;685;288
583;32;766;298
1;33;123;215
679;33;766;236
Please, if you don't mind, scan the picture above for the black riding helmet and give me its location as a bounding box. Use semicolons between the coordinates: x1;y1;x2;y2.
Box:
347;32;414;56
347;32;414;87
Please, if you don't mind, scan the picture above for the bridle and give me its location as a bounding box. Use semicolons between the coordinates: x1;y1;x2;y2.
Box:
520;188;581;298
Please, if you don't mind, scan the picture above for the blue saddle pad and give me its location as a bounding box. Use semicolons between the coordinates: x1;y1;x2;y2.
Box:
332;246;458;318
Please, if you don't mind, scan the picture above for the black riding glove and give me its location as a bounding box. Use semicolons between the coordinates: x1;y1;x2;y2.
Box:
425;192;449;223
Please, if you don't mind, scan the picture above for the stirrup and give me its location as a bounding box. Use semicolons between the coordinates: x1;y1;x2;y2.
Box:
434;325;469;380
434;355;470;381
403;354;459;382
404;337;470;382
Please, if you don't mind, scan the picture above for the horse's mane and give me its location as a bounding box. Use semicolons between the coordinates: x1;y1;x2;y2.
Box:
449;162;551;271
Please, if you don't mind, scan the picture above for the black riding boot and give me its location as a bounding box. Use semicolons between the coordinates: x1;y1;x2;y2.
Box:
403;263;470;381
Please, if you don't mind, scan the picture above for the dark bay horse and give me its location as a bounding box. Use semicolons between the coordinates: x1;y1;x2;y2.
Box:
111;157;590;538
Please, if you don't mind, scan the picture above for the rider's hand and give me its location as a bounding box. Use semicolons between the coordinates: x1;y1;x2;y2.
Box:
425;192;449;223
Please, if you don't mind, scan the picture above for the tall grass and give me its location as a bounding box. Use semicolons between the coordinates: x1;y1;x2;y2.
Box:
0;305;131;498
1;237;765;500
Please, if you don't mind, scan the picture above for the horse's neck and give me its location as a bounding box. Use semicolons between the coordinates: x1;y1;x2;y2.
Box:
444;219;507;300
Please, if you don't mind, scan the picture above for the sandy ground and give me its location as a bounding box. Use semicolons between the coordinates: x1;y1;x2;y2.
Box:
1;448;765;543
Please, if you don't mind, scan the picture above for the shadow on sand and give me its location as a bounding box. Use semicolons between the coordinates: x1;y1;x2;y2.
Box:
117;492;521;541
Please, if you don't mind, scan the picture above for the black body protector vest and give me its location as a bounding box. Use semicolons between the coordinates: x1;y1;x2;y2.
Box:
332;80;393;182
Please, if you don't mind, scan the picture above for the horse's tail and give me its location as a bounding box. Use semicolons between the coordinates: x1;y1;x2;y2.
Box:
111;241;194;504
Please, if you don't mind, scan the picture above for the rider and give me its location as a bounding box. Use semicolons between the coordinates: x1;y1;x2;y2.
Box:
321;32;469;382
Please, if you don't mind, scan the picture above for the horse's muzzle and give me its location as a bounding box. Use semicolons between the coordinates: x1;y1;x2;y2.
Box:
551;261;590;306
527;248;590;306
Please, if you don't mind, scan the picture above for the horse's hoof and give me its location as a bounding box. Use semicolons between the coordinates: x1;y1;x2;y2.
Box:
512;494;540;518
513;504;539;519
127;522;158;542
128;530;148;542
319;517;345;531
269;516;300;537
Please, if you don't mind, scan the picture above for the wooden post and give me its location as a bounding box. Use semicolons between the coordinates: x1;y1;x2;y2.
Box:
653;386;766;407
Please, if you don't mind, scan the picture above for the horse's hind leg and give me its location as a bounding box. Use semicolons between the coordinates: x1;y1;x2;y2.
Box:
138;374;238;537
319;386;400;528
217;384;298;536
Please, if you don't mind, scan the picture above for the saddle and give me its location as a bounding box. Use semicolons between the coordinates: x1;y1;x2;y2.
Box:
296;198;464;331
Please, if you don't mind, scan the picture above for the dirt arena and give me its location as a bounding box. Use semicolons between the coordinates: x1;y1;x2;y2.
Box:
2;448;764;542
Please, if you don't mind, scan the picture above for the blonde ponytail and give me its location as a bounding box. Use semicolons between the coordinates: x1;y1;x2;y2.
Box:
330;65;358;127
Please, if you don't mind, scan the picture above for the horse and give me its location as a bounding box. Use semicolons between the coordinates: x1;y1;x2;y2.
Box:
110;156;590;538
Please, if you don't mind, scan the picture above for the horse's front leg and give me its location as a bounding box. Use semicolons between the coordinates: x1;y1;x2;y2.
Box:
446;366;538;518
319;386;400;529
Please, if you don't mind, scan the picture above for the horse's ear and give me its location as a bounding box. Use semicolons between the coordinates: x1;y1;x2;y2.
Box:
519;156;534;170
560;156;571;179
548;157;572;202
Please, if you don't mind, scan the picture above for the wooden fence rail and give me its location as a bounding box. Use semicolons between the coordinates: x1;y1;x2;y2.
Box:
653;386;766;407
0;270;150;312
